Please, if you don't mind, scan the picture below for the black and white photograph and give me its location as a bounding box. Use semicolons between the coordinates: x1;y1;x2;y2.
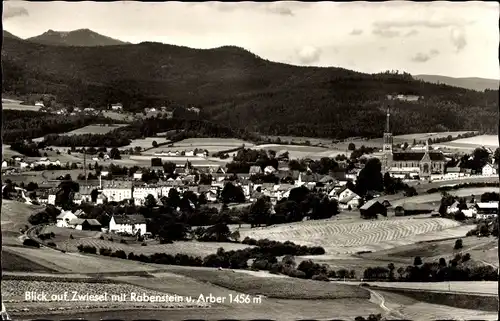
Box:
1;1;499;320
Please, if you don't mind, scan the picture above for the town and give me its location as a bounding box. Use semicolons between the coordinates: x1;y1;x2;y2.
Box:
2;1;499;320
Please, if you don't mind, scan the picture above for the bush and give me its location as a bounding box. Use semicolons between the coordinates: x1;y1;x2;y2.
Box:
111;250;127;259
23;239;40;248
120;239;128;244
99;235;104;240
100;248;112;256
454;239;463;250
70;234;74;239
47;242;56;247
108;237;114;242
289;269;307;279
311;274;330;282
141;242;147;246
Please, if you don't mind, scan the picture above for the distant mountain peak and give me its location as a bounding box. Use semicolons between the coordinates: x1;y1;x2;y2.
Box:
3;30;21;40
26;28;128;47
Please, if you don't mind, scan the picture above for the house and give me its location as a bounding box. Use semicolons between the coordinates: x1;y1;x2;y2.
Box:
249;166;262;175
109;215;147;236
35;101;45;107
133;171;143;180
69;218;102;231
330;185;356;200
381;200;392;208
56;210;78;227
96;193;107;205
185;150;195;157
395;203;435;216
482;163;497;176
1;160;7;168
264;166;277;174
111;103;123;111
475;202;498;215
446;201;461;214
339;193;361;210
360;200;387;219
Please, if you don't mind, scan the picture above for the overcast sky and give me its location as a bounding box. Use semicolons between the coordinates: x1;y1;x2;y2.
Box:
3;1;499;79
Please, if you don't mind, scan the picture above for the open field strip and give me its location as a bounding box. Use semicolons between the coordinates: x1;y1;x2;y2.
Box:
340;281;498;295
2;101;41;111
56;238;251;257
239;217;462;254
119;137;167;150
58;124;128;136
2;246;169;273
390;187;499;207
374;290;498;321
438;134;498;148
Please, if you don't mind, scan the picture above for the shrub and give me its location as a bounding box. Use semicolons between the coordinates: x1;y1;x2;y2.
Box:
120;239;128;244
100;248;112;256
99;235;104;240
289;269;307;279
112;250;127;259
108;237;114;242
454;239;463;250
23;239;40;248
311;274;330;282
141;242;147;246
70;234;74;239
47;242;56;247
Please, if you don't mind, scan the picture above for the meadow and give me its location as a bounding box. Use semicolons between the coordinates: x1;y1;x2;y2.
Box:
58;124;129;136
435;134;499;150
250;144;345;160
145;138;254;155
238;217;464;255
390;187;500;207
1;200;43;244
2;99;41;111
365;281;498;295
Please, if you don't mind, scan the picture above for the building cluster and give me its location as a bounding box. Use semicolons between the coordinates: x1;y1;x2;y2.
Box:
445;200;499;220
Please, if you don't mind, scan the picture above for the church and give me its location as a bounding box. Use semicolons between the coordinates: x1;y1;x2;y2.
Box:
381;109;446;179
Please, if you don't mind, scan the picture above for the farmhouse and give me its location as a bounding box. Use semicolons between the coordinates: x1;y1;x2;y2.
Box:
109;214;147;236
69;218;102;231
482;163;497;176
360;200;387;219
381;109;446;179
249;166;262;175
111;103;123;111
339;193;361;210
56;210;78;228
395;203;435;216
475;202;498;216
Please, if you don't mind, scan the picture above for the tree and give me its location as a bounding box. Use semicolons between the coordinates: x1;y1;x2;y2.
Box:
110;147;121;160
220;182;245;204
413;256;423;266
356;158;383;196
348;143;356;151
249;196;272;227
145;194;157;208
152;140;158;148
494;148;500;164
162;161;176;175
454;239;463;250
387;263;395;280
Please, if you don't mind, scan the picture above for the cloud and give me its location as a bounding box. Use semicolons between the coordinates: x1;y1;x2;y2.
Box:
203;2;308;16
372;28;400;38
297;46;322;64
405;29;419;37
3;4;29;20
265;3;294;16
349;29;363;36
450;27;467;52
411;49;440;63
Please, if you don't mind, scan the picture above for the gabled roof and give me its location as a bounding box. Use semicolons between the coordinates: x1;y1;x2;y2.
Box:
339;193;360;204
249;166;262;174
360;199;382;210
85;219;102;226
112;214;147;224
395;203;435;211
475;202;499;209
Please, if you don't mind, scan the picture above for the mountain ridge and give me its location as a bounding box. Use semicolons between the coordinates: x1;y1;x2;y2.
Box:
2;34;498;139
414;75;499;92
25;28;129;47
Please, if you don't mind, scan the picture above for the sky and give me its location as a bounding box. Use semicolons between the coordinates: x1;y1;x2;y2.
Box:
3;1;499;79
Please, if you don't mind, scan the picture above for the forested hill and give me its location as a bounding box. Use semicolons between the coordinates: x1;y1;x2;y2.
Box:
26;29;129;47
2;36;498;139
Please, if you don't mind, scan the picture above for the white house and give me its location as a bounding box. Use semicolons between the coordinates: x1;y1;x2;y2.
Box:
185;150;195;157
101;181;132;203
56;210;78;228
20;161;30;169
111;103;123;111
133;171;143;180
339;193;361;210
35;101;45;107
329;185;356;200
1;160;7;168
482;163;497;176
109;215;147;236
264;166;277;174
48;193;57;205
446;201;461;214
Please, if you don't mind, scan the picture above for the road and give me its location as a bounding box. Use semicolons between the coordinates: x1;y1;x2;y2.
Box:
365;287;406;320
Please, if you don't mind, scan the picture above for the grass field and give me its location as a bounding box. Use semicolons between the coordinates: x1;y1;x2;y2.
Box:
435;134;498;150
56;238;251;257
366;281;498;295
1;200;43;236
145;138;254;156
40;226;101;243
390;187;500;207
2;99;41;111
157;266;369;300
119;137;168;150
250;144;338;160
375;289;498;320
60;124;128;136
1;251;56;273
239;217;464;255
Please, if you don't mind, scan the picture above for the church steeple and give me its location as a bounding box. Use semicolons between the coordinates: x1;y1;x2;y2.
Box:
385;108;391;133
383;106;393;153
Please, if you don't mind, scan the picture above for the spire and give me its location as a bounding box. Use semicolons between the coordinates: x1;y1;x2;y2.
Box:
385;107;391;133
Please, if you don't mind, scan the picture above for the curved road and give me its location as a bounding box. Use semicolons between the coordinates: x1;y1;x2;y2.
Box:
365;287;406;320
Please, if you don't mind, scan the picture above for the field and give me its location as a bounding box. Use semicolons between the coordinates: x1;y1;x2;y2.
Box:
239;217;464;255
119;137;168;150
374;289;498;320
250;143;350;160
60;124;128;136
55;238;251;257
2;99;41;111
435;134;498;150
1;251;56;273
1;200;43;243
2;145;22;158
146;138;254;156
155;266;369;300
365;281;498;295
390;187;500;207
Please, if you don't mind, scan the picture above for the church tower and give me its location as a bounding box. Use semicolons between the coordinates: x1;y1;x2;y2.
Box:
383;107;393;153
382;107;393;173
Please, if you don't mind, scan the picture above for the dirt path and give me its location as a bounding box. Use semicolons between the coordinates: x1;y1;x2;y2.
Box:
366;287;406;320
